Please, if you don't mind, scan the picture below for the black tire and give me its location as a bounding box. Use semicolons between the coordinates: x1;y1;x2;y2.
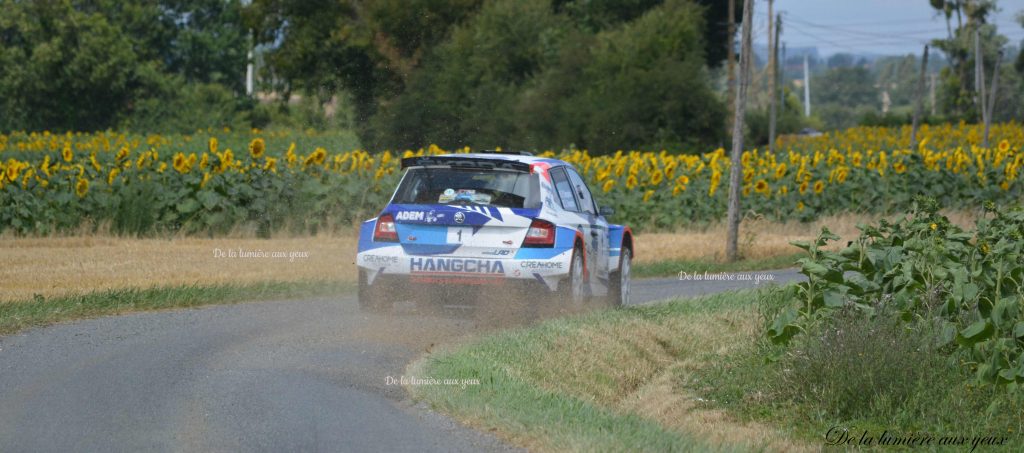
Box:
555;244;587;313
357;270;392;313
606;247;631;308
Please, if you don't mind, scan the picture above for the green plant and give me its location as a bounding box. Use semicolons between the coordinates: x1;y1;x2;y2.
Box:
780;309;953;420
768;196;1024;385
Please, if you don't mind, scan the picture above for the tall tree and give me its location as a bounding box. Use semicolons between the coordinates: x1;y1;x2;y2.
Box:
0;1;146;131
928;0;1004;120
80;0;249;92
245;0;482;122
0;0;251;132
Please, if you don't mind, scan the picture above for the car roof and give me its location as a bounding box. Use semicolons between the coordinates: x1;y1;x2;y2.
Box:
457;153;567;166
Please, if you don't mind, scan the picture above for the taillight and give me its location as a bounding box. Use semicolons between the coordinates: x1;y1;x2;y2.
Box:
522;219;555;247
374;213;398;242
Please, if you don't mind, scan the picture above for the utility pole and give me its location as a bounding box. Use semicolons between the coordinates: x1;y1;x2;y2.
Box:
984;57;1001;148
768;7;780;153
803;54;811;117
910;45;929;149
726;0;754;262
246;29;255;96
930;73;937;116
726;0;737;139
975;29;987;131
780;42;786;112
766;0;773;100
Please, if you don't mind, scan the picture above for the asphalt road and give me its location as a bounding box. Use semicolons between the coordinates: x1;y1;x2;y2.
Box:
0;269;803;452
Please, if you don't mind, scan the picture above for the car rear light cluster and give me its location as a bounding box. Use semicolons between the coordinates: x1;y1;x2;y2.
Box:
373;213;398;242
522;219;555;247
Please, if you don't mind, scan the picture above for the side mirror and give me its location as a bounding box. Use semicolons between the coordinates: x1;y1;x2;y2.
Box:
599;206;615;217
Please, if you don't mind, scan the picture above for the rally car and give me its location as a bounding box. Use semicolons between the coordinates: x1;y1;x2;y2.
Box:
355;151;633;313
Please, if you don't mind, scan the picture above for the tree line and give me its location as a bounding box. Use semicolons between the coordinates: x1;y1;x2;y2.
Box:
1;0;1022;153
0;0;739;153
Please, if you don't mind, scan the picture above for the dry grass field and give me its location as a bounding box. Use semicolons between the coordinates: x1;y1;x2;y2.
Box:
0;236;358;302
0;211;978;302
635;210;978;263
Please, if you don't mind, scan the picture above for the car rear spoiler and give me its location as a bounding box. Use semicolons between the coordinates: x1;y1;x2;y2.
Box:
401;156;531;172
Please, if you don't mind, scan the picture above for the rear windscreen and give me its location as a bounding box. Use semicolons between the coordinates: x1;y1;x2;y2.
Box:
392;167;540;209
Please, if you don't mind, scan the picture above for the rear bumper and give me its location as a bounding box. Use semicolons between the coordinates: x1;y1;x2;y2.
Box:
357;246;572;291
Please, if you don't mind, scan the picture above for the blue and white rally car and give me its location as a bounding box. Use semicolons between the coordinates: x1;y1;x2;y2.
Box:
355;151;633;312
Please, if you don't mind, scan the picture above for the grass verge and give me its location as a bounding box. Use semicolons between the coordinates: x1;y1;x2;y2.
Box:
695;307;1024;450
410;285;1024;451
0;279;353;336
632;253;802;278
407;289;807;452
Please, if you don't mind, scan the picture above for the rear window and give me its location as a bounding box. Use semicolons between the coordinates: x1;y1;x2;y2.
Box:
392;167;540;208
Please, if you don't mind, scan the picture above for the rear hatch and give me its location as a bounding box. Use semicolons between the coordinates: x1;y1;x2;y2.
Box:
386;157;544;259
388;204;538;258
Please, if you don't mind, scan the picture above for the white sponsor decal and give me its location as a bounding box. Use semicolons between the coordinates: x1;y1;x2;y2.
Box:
362;254;400;266
519;261;564;269
396;211;425;221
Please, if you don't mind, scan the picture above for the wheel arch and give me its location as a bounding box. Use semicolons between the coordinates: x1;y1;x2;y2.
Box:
608;225;633;273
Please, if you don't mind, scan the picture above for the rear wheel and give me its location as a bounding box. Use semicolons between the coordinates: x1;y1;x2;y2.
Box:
606;248;631;307
556;245;587;313
358;270;392;313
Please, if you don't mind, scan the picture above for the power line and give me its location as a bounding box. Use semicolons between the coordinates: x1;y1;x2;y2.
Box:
784;13;936;43
782;25;881;55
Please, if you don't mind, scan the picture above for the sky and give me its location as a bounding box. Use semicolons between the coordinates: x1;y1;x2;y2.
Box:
750;0;1024;57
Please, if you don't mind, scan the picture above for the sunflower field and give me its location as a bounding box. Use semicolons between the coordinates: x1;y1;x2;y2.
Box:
1;123;1022;236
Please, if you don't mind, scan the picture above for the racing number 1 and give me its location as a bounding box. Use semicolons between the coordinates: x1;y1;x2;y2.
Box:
448;227;471;244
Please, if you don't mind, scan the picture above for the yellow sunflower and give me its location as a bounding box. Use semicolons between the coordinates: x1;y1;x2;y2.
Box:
173;152;190;173
650;169;664;186
835;167;849;183
799;180;809;195
673;176;689;196
998;140;1010;153
75;177;89;197
813;180;825;194
209;137;219;154
774;163;787;180
709;171;721;197
216;150;234;173
6;161;22;181
625;174;638;190
62;143;74;162
249;138;266;159
41;155;52;177
754;179;770;195
602;179;615;193
312;147;327;165
286;143;298;165
107;168;120;185
642;189;655;203
664;161;677;178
